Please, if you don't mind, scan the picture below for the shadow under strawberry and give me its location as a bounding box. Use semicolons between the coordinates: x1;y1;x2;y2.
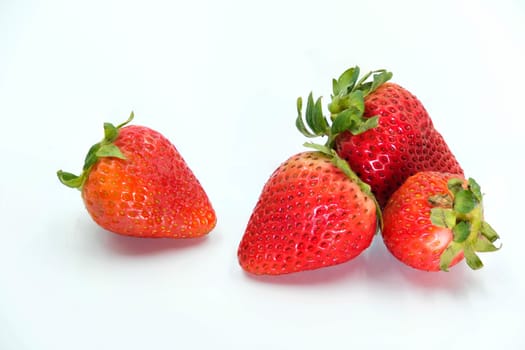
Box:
243;236;479;293
103;231;213;256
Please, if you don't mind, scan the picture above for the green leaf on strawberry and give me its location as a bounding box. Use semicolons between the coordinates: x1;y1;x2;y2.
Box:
95;144;126;159
463;245;483;270
296;97;317;138
369;70;394;94
430;208;456;228
57;112;134;190
298;66;392;147
454;189;478;214
56;171;84;188
452;221;471;243
429;176;501;270
439;241;463;272
305;93;329;136
332;66;360;96
474;236;500;252
447;178;465;195
383;172;501;272
468;178;483;201
480;221;499;242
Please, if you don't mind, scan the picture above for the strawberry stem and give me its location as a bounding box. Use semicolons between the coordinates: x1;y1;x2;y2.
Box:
56;111;135;190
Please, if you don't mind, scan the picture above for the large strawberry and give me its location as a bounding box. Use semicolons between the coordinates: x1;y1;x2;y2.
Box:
382;171;500;271
237;150;377;275
57;112;216;238
297;66;463;207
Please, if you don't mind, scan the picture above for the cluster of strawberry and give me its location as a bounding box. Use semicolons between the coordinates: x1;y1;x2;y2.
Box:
58;66;500;275
237;67;500;274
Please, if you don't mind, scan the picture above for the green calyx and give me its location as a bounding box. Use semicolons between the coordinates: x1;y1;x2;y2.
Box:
56;112;135;190
296;66;392;148
430;177;501;271
296;66;392;228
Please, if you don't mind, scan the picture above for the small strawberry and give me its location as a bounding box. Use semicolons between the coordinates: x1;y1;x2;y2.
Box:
382;171;500;271
237;150;377;275
57;112;216;238
297;66;463;208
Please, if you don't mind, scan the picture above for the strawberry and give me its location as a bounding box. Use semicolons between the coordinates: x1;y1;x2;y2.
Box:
57;112;216;238
237;150;377;275
382;171;500;271
297;66;463;207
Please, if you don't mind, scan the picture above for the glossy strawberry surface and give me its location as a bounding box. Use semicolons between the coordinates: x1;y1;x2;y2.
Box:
335;83;463;207
238;151;377;275
382;172;465;271
81;125;216;238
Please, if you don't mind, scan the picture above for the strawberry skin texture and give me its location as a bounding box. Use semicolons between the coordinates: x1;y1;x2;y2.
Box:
238;151;377;275
382;172;464;271
335;83;463;208
82;125;216;238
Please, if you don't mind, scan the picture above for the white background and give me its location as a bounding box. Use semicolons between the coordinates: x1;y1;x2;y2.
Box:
1;0;524;349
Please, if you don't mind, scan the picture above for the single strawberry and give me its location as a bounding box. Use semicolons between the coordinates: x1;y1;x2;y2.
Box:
57;112;216;238
382;171;500;271
297;66;463;208
238;150;377;275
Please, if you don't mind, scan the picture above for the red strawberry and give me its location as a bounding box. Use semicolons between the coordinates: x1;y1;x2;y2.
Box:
238;150;377;275
297;66;463;208
382;171;500;271
57;112;216;238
